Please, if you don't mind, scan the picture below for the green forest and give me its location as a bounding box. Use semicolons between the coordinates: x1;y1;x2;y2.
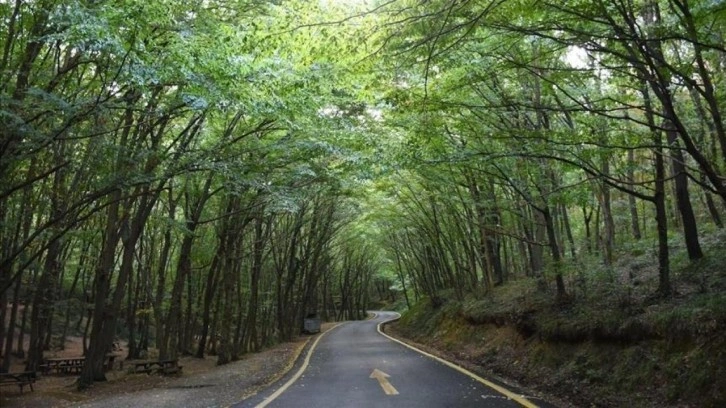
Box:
2;0;726;406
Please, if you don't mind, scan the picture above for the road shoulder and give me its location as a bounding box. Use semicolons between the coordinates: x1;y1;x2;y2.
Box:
381;317;567;408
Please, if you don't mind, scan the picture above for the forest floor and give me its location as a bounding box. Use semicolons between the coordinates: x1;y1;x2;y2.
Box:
0;323;339;408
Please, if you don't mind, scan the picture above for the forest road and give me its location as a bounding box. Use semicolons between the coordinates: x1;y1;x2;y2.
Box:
236;311;553;408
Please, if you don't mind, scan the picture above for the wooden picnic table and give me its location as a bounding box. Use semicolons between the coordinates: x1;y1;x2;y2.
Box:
0;371;37;393
40;354;117;375
40;357;85;375
132;359;183;375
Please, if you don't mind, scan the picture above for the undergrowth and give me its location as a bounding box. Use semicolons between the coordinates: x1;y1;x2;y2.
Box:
393;229;726;407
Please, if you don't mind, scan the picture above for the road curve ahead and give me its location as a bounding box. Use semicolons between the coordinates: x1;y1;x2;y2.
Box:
237;311;545;408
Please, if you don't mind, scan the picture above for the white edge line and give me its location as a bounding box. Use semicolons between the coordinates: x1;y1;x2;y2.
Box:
376;312;539;408
255;322;346;408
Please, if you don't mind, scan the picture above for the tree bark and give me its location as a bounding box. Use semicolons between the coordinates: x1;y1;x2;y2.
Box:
627;150;642;240
665;121;703;259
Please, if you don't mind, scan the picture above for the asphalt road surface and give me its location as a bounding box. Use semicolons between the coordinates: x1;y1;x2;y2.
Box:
237;311;553;408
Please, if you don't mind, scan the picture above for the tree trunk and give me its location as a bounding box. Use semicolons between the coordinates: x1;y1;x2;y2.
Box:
243;213;266;353
0;289;8;373
81;183;161;388
78;192;122;388
561;203;577;259
666;121;703;260
655;142;671;297
642;81;672;297
582;205;593;254
26;142;68;372
59;247;85;351
153;191;176;360
542;206;567;301
599;170;615;266
196;252;221;358
627;149;642;240
1;275;23;372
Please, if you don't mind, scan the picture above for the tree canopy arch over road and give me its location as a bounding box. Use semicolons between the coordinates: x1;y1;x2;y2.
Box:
1;0;725;392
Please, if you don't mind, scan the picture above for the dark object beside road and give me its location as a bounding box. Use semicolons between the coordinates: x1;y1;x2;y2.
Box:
303;314;321;334
131;359;183;375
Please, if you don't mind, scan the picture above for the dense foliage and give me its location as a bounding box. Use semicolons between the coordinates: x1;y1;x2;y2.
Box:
1;0;725;400
374;0;726;304
0;0;380;387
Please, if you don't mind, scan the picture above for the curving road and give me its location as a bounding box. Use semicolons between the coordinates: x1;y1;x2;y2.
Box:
237;311;553;408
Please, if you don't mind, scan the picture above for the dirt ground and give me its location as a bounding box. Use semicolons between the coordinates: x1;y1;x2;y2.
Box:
0;324;338;408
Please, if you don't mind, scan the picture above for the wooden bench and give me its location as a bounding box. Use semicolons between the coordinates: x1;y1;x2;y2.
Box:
0;371;36;393
132;359;183;375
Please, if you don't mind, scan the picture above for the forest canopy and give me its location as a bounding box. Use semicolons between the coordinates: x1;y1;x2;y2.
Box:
1;0;725;392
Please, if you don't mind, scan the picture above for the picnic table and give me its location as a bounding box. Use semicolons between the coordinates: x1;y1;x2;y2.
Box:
132;359;183;375
40;357;85;375
40;354;117;375
0;371;36;393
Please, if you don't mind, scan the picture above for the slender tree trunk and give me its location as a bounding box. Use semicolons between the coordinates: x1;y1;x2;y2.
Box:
600;172;615;266
666;121;703;259
703;182;723;228
243;213;266;353
79;192;122;387
164;230;194;360
196;252;221;358
642;81;672;297
655;142;671;296
16;294;28;358
59;247;85;350
2;274;23;371
582;205;593;254
687;81;724;228
531;209;546;288
627;149;642;240
26;143;68;372
392;239;411;310
216;254;236;365
0;289;9;373
81;181;161;388
125;254;140;360
561;203;577;259
183;269;195;355
154;191;176;360
542;206;567;301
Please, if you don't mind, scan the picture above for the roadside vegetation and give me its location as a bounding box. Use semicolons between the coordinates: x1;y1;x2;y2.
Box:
390;228;726;407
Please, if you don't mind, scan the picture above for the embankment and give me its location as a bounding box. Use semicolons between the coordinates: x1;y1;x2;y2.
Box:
387;288;726;407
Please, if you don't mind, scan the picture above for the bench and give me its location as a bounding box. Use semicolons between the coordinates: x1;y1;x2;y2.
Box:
0;371;36;393
132;359;183;375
